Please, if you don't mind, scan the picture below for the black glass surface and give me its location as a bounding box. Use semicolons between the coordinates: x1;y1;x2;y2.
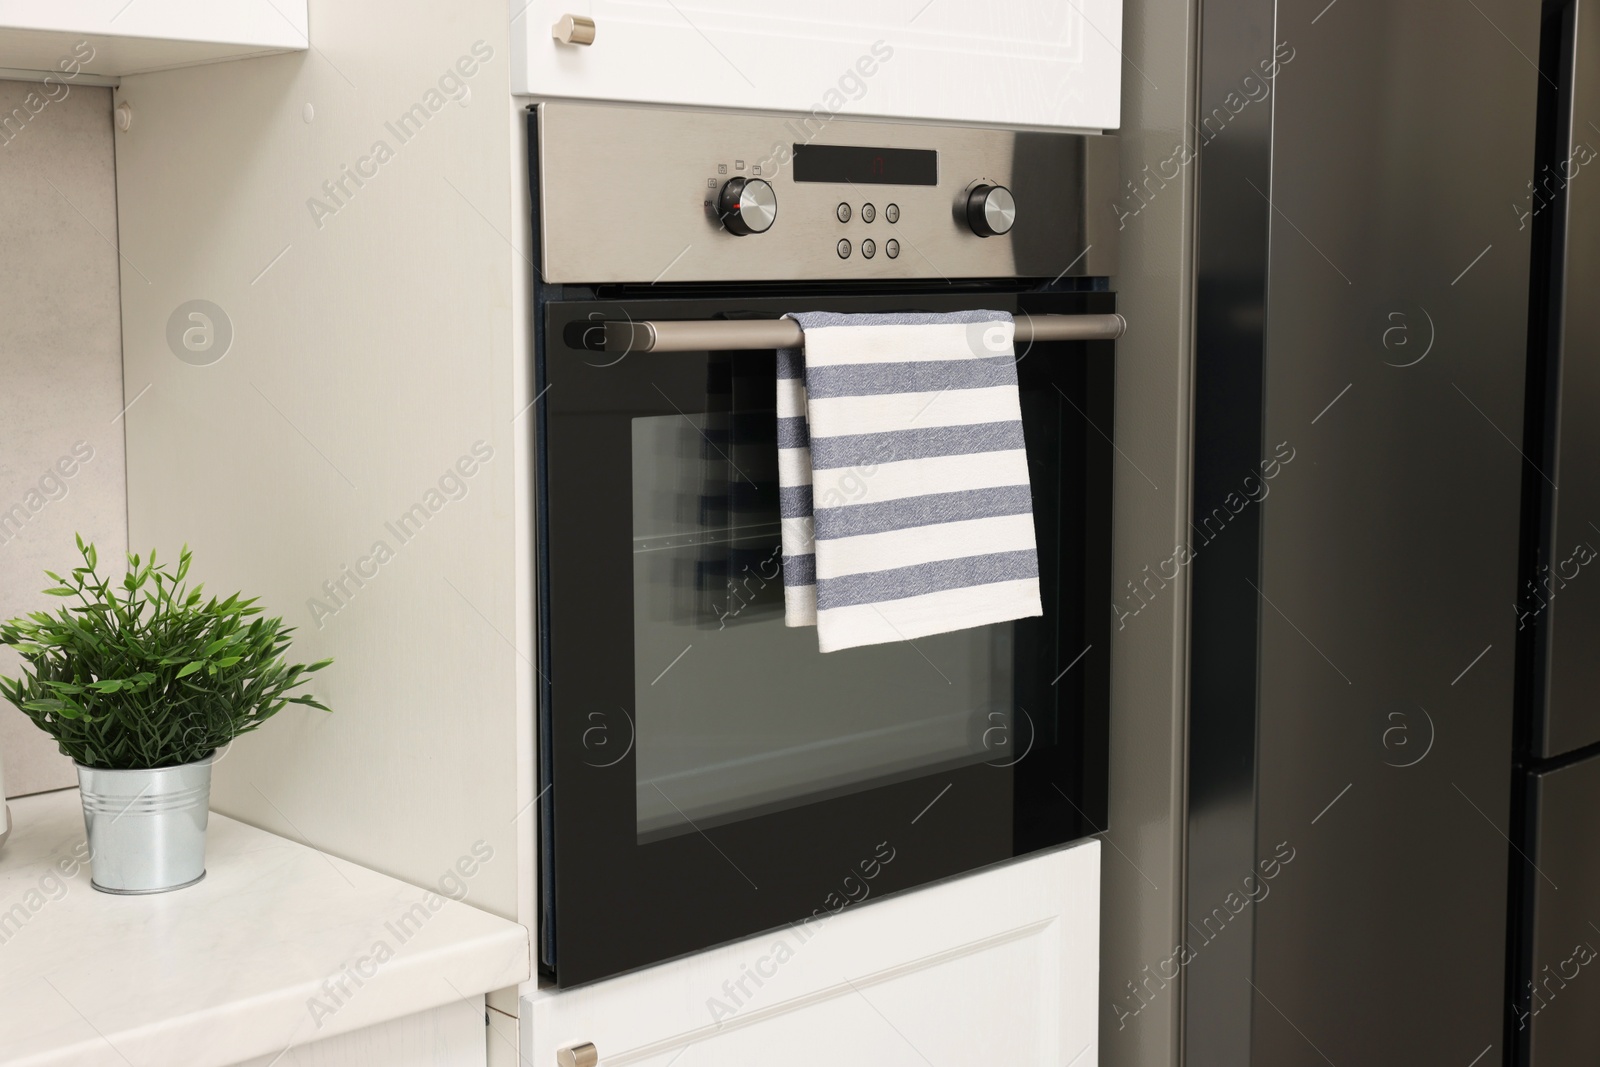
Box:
537;289;1111;987
630;357;1016;842
791;143;938;185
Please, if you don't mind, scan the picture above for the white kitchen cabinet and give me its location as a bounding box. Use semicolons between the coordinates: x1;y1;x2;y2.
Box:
231;1002;488;1067
511;0;1122;131
523;840;1100;1066
0;0;307;77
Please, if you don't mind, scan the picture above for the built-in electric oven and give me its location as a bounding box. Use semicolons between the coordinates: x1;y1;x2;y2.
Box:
528;102;1120;987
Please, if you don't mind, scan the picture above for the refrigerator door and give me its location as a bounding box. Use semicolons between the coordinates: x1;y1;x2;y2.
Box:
1187;0;1540;1063
1541;0;1600;758
1526;753;1600;1061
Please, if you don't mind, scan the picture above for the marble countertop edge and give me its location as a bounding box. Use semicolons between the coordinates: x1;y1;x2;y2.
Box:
5;930;529;1067
0;788;531;1067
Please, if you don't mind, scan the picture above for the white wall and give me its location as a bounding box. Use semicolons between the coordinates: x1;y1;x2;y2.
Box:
0;79;126;800
111;1;525;925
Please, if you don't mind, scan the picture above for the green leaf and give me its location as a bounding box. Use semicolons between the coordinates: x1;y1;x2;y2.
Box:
0;540;334;767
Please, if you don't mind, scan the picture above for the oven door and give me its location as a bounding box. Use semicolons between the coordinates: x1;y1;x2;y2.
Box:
537;288;1112;986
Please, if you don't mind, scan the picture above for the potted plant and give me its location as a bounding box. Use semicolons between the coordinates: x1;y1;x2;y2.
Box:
0;536;331;893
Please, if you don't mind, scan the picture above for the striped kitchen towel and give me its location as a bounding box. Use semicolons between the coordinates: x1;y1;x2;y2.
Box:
777;310;1042;653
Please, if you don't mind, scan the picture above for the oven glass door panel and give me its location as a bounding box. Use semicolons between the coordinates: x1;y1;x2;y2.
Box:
539;290;1111;986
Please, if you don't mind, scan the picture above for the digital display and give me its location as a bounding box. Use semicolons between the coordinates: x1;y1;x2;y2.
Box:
792;144;938;186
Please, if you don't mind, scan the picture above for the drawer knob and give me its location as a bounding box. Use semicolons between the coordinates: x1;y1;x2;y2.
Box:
552;14;597;46
557;1043;598;1067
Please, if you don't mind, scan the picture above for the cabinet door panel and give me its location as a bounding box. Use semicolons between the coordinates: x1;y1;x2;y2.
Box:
523;841;1099;1066
513;1;1123;130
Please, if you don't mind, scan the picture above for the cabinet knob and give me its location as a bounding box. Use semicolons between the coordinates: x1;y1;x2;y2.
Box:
556;1043;598;1067
552;14;596;46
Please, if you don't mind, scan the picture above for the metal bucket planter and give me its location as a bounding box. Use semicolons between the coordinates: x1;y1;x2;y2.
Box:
76;754;213;894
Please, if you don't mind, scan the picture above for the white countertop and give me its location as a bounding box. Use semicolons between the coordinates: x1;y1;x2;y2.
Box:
0;788;528;1067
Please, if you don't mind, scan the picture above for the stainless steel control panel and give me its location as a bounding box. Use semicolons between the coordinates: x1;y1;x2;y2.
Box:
534;101;1118;285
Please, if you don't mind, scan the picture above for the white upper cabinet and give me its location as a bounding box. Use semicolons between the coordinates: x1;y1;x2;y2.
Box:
0;1;307;77
512;0;1123;131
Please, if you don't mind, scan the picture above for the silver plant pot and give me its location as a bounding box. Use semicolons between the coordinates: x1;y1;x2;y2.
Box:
76;754;213;894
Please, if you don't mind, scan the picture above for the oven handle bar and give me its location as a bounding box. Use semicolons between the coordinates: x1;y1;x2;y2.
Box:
599;312;1126;354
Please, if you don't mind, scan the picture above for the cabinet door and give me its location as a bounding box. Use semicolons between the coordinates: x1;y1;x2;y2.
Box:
512;1;1122;131
523;841;1100;1066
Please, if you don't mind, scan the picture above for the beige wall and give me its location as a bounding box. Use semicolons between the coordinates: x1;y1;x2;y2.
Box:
0;80;126;799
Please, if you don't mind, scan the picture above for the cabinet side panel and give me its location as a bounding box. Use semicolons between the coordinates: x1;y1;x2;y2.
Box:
113;1;522;915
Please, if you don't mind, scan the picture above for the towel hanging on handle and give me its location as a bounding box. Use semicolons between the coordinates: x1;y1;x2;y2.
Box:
777;310;1043;653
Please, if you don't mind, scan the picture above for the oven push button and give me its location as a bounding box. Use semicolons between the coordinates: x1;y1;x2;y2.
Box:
837;238;852;259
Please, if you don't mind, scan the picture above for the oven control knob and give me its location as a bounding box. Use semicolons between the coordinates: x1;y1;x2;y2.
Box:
965;183;1016;237
717;177;777;236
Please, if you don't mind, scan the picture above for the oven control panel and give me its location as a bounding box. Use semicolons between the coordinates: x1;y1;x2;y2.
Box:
535;101;1117;285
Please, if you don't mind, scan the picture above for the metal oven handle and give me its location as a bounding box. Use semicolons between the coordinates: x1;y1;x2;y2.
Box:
598;313;1126;354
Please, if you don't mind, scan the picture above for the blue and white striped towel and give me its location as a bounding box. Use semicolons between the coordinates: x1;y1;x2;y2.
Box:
778;310;1042;653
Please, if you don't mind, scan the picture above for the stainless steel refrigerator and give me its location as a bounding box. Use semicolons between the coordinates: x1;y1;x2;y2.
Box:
1511;1;1600;1062
1183;0;1546;1063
